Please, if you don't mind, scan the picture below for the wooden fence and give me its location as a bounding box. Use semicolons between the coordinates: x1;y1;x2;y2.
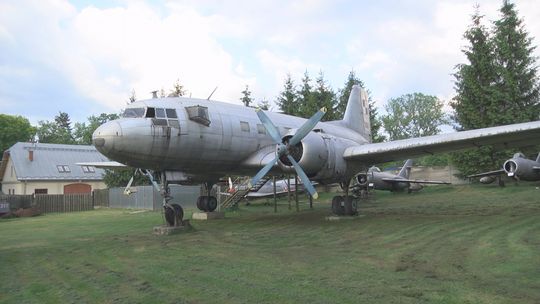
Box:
34;193;94;213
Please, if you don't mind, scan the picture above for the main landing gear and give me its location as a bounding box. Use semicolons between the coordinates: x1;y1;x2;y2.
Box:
196;182;218;212
159;172;184;227
331;180;358;216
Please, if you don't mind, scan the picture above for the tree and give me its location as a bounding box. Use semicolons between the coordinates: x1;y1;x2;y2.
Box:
296;71;315;118
276;74;299;115
73;113;120;145
492;0;540;123
257;98;270;110
382;93;448;140
310;71;338;121
102;168;149;188
169;79;186;97
0;114;36;152
338;70;385;142
37;112;75;144
129;89;136;103
240;85;253;107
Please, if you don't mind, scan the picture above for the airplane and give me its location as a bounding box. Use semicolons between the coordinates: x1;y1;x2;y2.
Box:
225;177;308;199
353;159;450;193
90;85;540;226
468;152;540;185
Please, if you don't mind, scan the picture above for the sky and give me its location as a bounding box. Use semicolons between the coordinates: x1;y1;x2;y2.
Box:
1;0;540;126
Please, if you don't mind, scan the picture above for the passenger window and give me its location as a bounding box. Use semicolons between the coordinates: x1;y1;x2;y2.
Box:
156;108;166;118
166;109;178;118
257;124;266;134
240;121;250;132
145;107;156;118
185;105;210;126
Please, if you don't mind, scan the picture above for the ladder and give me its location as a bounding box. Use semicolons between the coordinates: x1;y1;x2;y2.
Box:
220;176;272;209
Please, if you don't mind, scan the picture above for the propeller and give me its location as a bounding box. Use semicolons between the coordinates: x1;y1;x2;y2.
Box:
250;107;326;199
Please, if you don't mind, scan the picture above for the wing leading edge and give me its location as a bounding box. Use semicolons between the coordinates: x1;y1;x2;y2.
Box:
344;121;540;165
380;178;450;185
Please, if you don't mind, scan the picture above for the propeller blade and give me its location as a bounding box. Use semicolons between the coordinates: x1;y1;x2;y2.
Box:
250;156;278;188
256;109;282;144
288;107;326;146
286;155;318;199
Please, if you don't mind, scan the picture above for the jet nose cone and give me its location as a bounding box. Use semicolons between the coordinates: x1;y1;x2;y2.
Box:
92;121;122;153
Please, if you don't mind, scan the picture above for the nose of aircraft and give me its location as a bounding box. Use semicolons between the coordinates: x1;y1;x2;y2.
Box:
92;121;122;154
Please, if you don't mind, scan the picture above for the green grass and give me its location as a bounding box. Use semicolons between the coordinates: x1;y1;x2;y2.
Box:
1;184;539;303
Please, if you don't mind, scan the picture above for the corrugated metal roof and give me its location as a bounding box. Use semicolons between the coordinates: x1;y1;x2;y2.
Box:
8;142;109;181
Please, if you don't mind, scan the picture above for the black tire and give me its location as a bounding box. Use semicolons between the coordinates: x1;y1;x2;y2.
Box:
164;203;184;226
331;196;344;215
207;196;217;212
196;196;207;211
344;197;357;216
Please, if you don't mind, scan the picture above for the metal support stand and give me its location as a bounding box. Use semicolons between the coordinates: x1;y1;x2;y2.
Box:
273;176;277;213
295;174;299;212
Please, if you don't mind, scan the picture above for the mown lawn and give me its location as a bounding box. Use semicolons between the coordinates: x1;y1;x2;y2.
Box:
1;184;539;304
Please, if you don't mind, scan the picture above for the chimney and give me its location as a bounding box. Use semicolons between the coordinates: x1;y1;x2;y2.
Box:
28;150;34;162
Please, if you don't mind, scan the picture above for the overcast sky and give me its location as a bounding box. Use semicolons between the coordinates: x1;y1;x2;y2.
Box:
1;0;539;125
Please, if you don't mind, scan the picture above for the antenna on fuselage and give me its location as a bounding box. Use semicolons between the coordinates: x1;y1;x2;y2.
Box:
207;86;218;100
151;90;158;99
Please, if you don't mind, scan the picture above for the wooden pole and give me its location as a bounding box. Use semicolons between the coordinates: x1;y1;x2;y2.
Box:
287;174;291;210
273;176;277;213
309;193;313;209
295;174;299;212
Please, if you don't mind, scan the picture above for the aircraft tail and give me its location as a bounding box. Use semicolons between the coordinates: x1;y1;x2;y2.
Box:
398;159;413;178
342;85;371;142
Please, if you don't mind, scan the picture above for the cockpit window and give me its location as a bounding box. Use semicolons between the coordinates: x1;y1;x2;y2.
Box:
156;108;166;118
122;108;145;118
166;109;178;118
145;107;155;118
185;105;210;126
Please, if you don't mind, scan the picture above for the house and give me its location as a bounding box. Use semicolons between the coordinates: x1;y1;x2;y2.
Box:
0;142;108;195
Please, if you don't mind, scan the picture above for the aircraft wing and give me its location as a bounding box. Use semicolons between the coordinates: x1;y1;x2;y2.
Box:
467;169;505;178
76;161;128;169
381;178;450;185
344;121;540;164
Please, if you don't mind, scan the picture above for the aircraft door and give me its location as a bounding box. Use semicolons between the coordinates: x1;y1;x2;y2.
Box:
220;113;232;151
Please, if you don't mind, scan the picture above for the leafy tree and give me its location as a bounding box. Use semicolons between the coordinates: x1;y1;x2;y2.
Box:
169;79;186;97
276;74;298;115
240;85;253;107
73;113;120;145
37;112;75;144
0;114;36;152
102;168;150;188
382;93;448;140
338;70;385;142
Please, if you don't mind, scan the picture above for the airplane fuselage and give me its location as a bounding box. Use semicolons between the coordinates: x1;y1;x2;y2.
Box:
93;97;369;184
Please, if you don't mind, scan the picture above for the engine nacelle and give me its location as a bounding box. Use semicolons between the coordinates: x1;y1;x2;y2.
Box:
355;173;369;187
277;131;354;182
278;132;328;174
503;157;540;180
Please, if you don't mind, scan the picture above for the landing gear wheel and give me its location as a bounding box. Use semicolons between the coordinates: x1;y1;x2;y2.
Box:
164;203;184;226
344;197;357;216
196;196;206;211
331;196;345;216
207;196;217;212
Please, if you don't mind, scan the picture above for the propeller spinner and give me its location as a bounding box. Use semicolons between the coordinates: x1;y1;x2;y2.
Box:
250;108;326;199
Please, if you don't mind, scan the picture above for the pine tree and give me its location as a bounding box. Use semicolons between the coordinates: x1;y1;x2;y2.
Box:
296;71;315;118
169;79;186;97
492;0;540;123
129;89;136;103
240;85;253;107
311;71;337;121
276;74;298;115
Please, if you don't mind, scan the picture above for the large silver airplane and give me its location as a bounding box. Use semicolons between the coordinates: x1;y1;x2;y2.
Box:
91;85;540;224
468;152;540;184
354;159;450;193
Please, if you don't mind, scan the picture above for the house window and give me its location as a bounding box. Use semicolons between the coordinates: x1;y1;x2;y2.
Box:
34;189;48;194
81;165;95;173
240;121;250;132
57;165;70;173
185;106;210;126
257;124;267;134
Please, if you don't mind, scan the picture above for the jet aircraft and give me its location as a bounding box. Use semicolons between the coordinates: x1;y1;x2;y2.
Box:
354;159;450;193
91;85;540;225
468;152;540;184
